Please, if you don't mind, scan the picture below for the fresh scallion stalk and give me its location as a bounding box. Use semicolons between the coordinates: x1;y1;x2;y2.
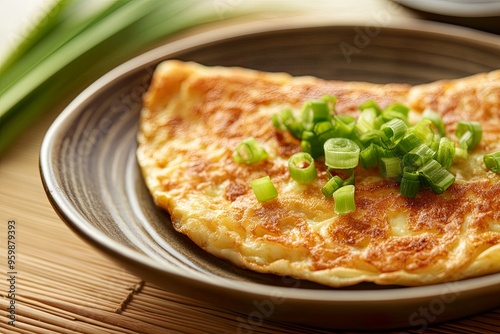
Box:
0;0;292;155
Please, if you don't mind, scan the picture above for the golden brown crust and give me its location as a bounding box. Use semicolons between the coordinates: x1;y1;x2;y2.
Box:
137;60;500;287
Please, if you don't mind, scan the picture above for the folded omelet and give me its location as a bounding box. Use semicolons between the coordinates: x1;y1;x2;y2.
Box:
137;60;500;287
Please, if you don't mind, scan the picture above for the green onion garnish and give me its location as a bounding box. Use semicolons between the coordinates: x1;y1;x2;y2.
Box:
250;176;278;203
422;109;446;137
379;157;402;179
400;168;421;198
484;151;500;173
333;185;356;215
456;121;482;151
233;137;268;164
380;118;408;148
401;143;435;169
270;96;489;206
418;159;455;194
324;138;360;169
436;137;455;170
322;175;344;198
288;152;317;184
360;143;379;169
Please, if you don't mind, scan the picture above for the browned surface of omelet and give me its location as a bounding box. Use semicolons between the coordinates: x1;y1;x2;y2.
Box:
137;60;500;287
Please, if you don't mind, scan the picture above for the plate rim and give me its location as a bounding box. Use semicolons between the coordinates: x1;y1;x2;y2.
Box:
39;16;500;318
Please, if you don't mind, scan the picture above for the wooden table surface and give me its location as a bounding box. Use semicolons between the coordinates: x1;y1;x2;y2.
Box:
1;1;500;333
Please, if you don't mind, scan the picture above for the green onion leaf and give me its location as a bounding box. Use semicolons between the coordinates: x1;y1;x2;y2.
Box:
288;152;317;184
456;121;482;150
250;176;278;202
233;137;268;164
333;185;356;215
484;151;500;173
324;138;360;169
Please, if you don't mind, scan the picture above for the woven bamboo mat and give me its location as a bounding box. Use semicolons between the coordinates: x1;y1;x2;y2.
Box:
0;89;499;334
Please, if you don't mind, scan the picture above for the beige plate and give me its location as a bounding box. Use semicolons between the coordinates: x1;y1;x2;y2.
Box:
40;18;500;331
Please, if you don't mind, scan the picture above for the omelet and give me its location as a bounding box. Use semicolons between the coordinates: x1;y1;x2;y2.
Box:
137;60;500;287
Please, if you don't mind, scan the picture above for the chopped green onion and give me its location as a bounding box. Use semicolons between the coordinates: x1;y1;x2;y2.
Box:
314;121;336;144
436;137;455;170
233;137;268;164
456;121;482;150
484;151;500;173
333;115;356;138
360;143;378;169
401;143;435;169
250;176;278;202
400;168;421;198
324;138;360;169
379;157;402;179
380;118;408;148
272;108;303;139
412;119;439;145
422;109;446;137
418;159;455;194
288;152;317;184
301;99;331;130
454;146;469;161
355;107;379;136
396;132;424;155
301;131;323;158
359;100;382;114
333;185;356;215
382;103;410;124
322;175;344;198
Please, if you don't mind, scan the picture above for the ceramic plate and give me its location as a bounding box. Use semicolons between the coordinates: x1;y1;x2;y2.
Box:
40;18;500;331
395;0;500;17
